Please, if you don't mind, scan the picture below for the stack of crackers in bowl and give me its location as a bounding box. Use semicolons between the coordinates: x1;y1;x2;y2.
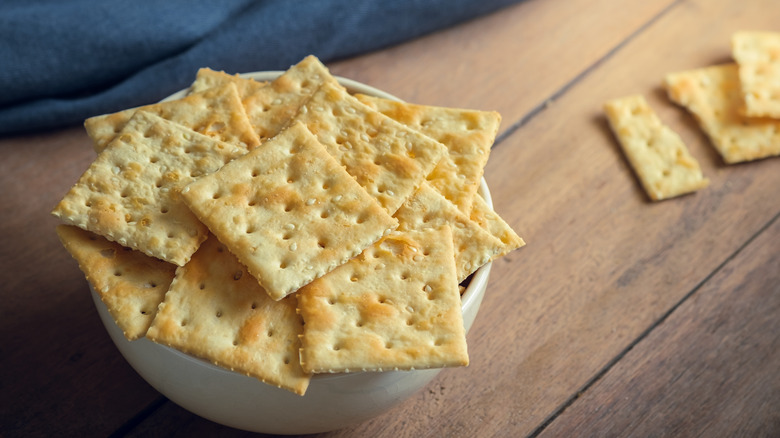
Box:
604;31;780;202
53;55;524;397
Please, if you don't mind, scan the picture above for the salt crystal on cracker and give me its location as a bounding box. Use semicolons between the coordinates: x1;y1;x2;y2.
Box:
56;225;176;340
297;226;468;373
181;121;397;301
53;111;249;266
146;235;310;395
664;64;780;163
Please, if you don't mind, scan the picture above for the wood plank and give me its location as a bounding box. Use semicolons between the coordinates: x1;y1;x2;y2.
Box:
329;0;676;135
433;0;779;436
538;215;780;438
0;128;164;436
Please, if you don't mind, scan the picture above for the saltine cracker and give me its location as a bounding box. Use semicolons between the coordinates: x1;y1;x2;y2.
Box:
357;94;499;212
297;226;468;373
53;111;249;266
56;225;176;340
181;122;398;300
146;235;310;395
664;64;780;163
292;81;447;215
604;94;709;200
85;82;260;153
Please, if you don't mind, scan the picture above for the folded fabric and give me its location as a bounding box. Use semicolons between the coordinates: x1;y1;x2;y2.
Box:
0;0;522;135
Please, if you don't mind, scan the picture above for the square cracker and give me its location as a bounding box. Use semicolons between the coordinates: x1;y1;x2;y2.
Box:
238;55;337;141
145;235;310;395
190;67;268;97
296;226;468;373
731;31;780;118
181;121;398;301
664;64;780;163
52;111;249;266
393;183;510;283
356;94;500;213
85;82;260;153
604;94;709;201
56;225;176;340
292;81;447;214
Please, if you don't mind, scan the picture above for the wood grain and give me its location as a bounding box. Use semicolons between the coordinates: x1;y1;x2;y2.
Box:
329;0;676;135
538;215;780;438
1;0;778;437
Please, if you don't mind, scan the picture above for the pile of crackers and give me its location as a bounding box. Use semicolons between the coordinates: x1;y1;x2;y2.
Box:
604;31;780;201
53;56;524;395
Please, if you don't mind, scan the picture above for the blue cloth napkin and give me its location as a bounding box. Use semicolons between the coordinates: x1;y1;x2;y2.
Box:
0;0;521;135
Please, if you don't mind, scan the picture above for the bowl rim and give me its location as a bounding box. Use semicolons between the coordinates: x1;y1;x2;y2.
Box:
113;70;494;381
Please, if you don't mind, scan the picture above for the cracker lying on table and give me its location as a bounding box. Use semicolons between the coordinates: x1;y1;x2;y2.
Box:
297;226;468;373
85;82;260;153
292;81;447;215
731;31;780;118
181;121;398;301
664;64;780;163
393;183;511;283
52;111;249;266
469;194;525;250
356;94;500;213
239;55;337;141
146;235;310;395
56;225;176;340
190;68;268;97
604;94;709;200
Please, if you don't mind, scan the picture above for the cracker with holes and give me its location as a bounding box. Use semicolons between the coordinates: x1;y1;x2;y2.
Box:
52;111;249;266
297;226;468;373
85;82;260;153
469;194;525;251
181;121;398;301
146;235;311;395
292;81;447;214
190;67;268;97
731;31;780;118
664;64;780;163
56;225;176;340
604;95;709;200
356;94;500;213
394;183;515;283
237;55;337;142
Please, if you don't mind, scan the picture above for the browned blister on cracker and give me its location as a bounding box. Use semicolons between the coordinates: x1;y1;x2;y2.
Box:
357;94;499;212
53;111;249;266
292;82;447;215
56;225;176;340
85;82;260;153
297;226;468;373
146;235;311;395
664;64;780;163
181;121;398;301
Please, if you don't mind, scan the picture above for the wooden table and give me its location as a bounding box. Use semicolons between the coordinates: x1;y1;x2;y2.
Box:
2;0;778;436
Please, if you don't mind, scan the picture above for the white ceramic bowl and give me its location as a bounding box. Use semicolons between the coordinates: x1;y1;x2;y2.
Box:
90;72;493;435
